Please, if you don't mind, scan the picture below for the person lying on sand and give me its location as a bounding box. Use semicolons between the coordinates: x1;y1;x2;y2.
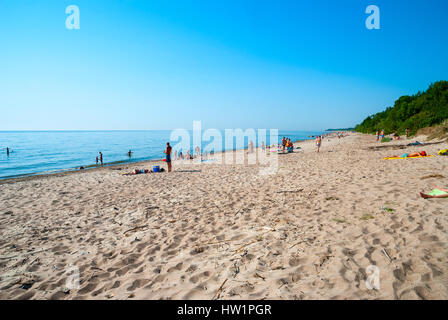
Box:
390;151;427;158
420;188;448;199
123;169;151;175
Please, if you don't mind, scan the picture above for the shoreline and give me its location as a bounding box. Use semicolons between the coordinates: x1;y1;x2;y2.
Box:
0;137;318;185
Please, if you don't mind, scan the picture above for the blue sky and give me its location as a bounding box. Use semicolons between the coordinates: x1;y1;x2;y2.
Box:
1;0;447;131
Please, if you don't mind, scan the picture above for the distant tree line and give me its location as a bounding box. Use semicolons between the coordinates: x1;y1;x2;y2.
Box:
355;81;448;135
326;128;354;131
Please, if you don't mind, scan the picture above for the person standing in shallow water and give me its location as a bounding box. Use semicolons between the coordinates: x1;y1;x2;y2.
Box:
6;147;10;156
99;152;103;166
164;142;172;172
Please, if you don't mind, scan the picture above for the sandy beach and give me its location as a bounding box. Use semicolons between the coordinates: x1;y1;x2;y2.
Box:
1;133;447;300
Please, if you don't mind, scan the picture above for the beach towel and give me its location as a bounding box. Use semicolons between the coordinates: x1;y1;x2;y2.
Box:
383;155;435;160
428;188;448;196
438;149;448;156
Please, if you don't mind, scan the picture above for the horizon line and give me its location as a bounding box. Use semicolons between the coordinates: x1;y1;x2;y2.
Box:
0;129;333;132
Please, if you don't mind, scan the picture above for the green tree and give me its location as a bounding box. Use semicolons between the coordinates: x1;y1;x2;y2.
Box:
355;81;448;135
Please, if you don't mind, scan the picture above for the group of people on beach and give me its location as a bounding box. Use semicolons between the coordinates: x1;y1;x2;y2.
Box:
281;137;294;153
123;142;173;174
376;128;411;142
313;131;349;152
106;141;197;175
376;130;385;142
173;145;219;161
173;149;194;161
95;152;103;166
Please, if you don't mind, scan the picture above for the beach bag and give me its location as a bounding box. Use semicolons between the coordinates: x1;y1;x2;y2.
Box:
438;149;448;156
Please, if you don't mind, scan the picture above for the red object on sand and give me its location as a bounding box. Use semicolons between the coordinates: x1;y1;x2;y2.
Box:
162;159;166;162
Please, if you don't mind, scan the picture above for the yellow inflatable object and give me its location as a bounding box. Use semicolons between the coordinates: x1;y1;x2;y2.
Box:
383;155;434;160
438;149;448;156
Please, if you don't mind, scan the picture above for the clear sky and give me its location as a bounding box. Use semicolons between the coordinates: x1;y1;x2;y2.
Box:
1;0;447;131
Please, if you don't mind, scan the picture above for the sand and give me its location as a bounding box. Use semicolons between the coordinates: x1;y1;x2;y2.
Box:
1;133;447;300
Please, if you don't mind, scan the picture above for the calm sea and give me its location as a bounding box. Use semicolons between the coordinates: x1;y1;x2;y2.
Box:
0;130;324;180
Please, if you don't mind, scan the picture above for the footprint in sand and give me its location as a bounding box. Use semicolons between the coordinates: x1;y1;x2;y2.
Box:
167;262;183;273
126;279;150;291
